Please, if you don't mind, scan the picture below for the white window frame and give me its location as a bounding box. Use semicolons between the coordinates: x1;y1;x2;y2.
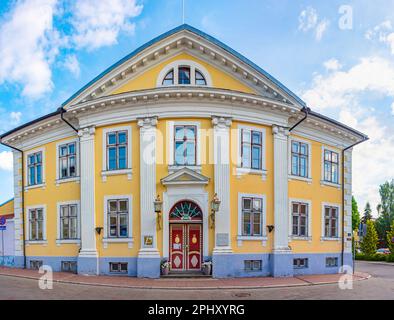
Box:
56;201;81;245
25;205;47;245
321;202;342;241
56;138;80;185
103;195;133;248
288;198;312;241
157;60;212;87
102;126;132;181
288;137;312;183
321;145;341;188
167;121;202;171
236;125;267;179
25;147;45;190
237;193;267;246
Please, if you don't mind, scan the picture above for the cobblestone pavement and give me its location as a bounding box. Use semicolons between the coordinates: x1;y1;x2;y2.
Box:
0;261;392;300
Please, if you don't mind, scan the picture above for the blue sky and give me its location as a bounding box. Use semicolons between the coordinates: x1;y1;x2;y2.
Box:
0;0;394;215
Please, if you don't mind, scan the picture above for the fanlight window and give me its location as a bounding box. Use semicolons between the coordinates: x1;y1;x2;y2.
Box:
161;65;207;86
170;201;203;221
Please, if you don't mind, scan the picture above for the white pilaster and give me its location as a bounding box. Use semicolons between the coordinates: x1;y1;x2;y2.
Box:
212;116;232;254
272;125;291;252
12;151;24;263
344;149;353;253
78;127;98;261
138;117;160;258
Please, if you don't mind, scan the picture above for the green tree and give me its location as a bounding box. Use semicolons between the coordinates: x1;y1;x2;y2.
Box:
386;221;394;254
375;180;394;247
362;202;372;223
352;196;360;232
360;220;378;256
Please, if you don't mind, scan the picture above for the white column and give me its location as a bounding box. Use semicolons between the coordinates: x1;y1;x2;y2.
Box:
78;126;98;273
272;125;290;252
12;151;24;267
137;117;160;258
343;149;353;254
212;116;232;254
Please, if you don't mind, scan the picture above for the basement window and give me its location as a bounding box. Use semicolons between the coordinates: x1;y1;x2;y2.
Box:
293;258;308;269
244;260;262;272
326;257;338;268
30;260;43;270
110;262;128;274
61;261;77;273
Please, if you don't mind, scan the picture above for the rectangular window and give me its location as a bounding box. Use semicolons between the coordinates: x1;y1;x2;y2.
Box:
326;257;338;268
324;206;339;238
291;141;309;177
291;202;308;237
60;204;78;240
174;125;196;166
107;131;128;171
109;262;128;273
29;208;44;241
293;258;308;269
241;129;262;170
178;66;191;85
61;261;77;273
30;260;43;270
107;199;129;238
242;197;263;236
244;260;262;272
324;150;339;184
59;142;77;179
27;152;43;186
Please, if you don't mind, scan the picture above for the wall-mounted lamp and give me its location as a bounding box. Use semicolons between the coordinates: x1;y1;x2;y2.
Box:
210;193;221;229
95;227;103;235
267;225;275;233
154;195;163;230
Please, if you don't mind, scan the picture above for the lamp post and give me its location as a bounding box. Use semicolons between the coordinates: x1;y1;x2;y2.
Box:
210;193;221;229
154;195;163;230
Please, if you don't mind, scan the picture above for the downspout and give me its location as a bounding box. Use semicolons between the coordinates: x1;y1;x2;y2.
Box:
341;136;369;273
60;107;79;133
289;107;310;132
0;141;26;269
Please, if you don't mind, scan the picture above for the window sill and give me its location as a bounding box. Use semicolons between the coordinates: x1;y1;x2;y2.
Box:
26;240;48;246
168;165;201;174
237;235;267;247
56;239;81;246
320;180;341;189
103;237;134;249
235;168;267;181
101;169;132;182
56;177;80;186
289;236;312;242
320;237;341;242
25;183;46;191
288;175;312;184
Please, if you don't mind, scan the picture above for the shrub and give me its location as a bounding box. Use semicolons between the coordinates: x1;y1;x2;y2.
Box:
360;220;378;256
386;254;394;263
387;222;394;254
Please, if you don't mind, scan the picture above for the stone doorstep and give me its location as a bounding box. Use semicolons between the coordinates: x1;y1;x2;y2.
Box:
0;267;370;290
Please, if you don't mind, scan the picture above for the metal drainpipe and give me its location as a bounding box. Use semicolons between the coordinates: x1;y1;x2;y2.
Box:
289;107;310;132
0;141;26;269
60;108;79;133
341;136;369;273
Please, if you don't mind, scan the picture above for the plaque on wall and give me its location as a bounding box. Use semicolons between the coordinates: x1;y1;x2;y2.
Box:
143;235;154;248
216;233;229;246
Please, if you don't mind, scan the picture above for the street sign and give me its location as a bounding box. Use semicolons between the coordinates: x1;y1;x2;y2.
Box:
0;226;5;231
0;217;5;226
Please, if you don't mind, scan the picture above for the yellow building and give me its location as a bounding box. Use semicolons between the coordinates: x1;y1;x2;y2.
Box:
0;25;367;278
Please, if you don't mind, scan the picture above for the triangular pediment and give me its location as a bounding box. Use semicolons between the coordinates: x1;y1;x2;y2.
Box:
161;167;209;186
62;24;305;110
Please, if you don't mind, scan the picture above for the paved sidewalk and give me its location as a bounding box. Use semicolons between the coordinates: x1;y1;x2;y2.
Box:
0;267;370;290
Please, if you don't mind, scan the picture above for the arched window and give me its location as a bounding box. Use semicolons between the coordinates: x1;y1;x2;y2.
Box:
178;67;191;85
170;201;202;222
195;70;207;85
162;69;174;85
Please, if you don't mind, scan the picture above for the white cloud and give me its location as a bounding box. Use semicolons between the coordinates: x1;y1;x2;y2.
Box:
0;151;13;171
10;111;22;125
62;55;80;77
324;58;342;71
298;6;329;41
365;20;394;54
0;0;60;98
302;56;394;214
70;0;143;50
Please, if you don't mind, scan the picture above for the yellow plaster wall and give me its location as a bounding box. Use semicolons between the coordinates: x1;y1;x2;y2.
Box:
0;199;13;216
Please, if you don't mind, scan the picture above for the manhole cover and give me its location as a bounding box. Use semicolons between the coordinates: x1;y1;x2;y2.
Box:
234;292;251;298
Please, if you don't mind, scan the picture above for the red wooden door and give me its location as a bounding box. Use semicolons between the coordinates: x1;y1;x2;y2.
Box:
170;224;184;270
187;224;202;270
